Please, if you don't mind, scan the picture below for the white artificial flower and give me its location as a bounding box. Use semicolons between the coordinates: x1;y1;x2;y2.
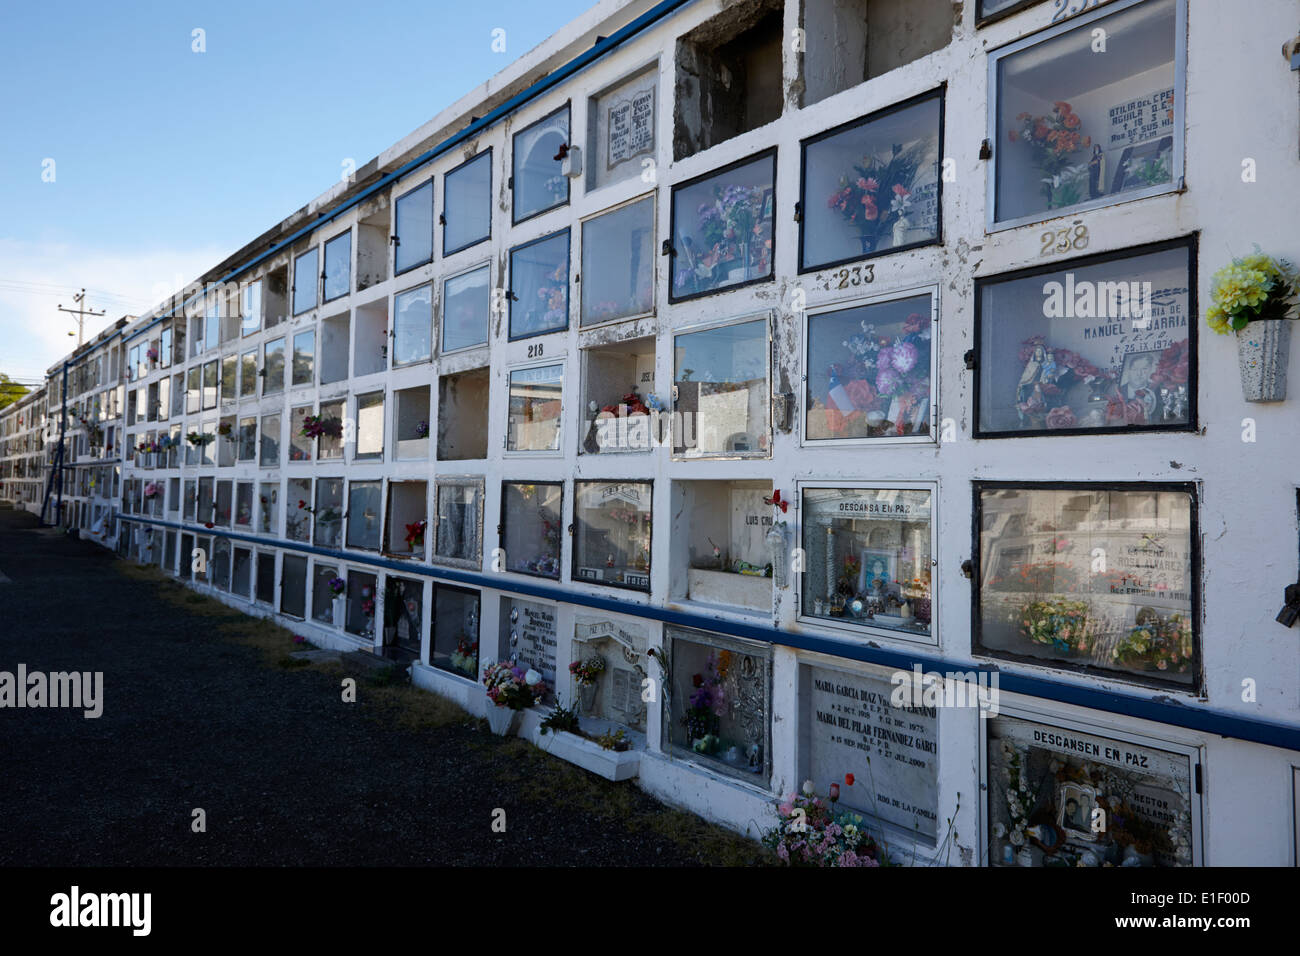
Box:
993;822;1007;839
801;780;816;797
524;669;542;686
1009;828;1026;847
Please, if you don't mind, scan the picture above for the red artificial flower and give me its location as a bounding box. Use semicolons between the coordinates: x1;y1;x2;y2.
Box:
204;522;214;529
764;489;789;513
297;500;306;508
692;674;704;688
844;378;876;411
845;773;855;786
829;782;841;801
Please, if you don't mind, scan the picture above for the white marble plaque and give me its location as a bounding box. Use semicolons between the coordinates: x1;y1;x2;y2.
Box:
805;665;939;838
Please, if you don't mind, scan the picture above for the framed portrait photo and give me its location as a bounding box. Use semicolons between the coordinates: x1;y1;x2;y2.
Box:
1057;782;1100;843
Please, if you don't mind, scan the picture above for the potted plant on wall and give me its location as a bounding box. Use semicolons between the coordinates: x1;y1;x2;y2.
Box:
1207;248;1300;401
481;659;546;736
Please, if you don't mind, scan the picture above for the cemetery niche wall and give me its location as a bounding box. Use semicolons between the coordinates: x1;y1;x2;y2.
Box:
986;713;1197;867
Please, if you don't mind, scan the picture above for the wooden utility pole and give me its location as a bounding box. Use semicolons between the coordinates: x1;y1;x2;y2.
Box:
57;289;105;347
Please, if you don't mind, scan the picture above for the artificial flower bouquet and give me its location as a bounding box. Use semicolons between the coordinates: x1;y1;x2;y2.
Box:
1111;612;1192;673
827;141;926;253
682;650;729;753
764;778;885;867
1019;597;1090;655
300;414;343;440
482;659;547;710
1206;249;1300;334
1007;101;1091;209
450;637;478;677
675;183;772;293
404;519;427;550
823;311;932;439
993;739;1042;857
569;654;606;686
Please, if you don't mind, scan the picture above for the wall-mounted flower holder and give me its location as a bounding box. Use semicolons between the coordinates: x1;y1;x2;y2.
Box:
1236;321;1291;402
1206;249;1299;403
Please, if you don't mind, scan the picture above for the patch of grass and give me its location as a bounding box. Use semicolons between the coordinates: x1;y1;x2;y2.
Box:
357;682;467;731
110;554;769;864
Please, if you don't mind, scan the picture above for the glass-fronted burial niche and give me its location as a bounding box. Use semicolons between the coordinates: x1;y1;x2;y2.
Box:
800;91;942;271
673;317;769;457
976;485;1196;685
580;197;655;325
504;599;556;704
513;106;570;223
502;481;562;578
670;151;775;301
572;616;649;734
434;479;482;569
393;282;432;366
665;627;771;783
442;264;490;353
806;292;934;441
801;487;933;639
572;481;652;592
506;363;563;452
394;180;434;274
443;150;491;255
976;241;1193;436
987;714;1194;867
382;576;423;658
508;231;569;339
799;664;939;840
993;0;1179;225
431;584;480;679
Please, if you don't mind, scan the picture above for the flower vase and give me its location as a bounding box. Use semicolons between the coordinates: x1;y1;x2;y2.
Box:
486;704;517;737
1236;319;1291;402
1016;847;1034;867
332;596;345;628
579;681;598;715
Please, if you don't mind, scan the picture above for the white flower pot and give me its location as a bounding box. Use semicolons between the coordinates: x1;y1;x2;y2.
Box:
486;705;518;737
1237;319;1291;402
332;596;345;628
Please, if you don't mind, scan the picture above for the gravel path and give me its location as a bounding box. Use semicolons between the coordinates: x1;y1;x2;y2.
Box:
0;508;766;866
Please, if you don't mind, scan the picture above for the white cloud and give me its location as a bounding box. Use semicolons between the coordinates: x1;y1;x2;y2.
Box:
0;238;228;384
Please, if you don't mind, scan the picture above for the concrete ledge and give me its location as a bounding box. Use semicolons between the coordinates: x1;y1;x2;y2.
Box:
530;727;642;781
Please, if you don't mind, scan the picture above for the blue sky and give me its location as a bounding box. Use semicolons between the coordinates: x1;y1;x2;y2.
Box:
0;0;593;383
